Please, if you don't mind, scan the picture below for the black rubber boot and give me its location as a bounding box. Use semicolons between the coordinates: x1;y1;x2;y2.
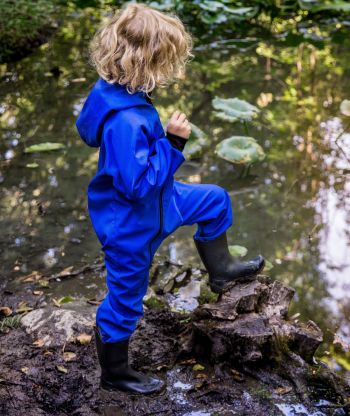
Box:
94;326;164;394
194;231;265;294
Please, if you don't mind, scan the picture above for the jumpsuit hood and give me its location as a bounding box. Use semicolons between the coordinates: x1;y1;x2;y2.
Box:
76;78;152;148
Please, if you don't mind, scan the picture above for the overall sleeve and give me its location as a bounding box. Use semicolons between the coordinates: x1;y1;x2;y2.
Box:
101;111;186;200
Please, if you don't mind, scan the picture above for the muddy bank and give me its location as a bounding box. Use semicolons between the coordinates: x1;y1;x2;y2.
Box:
0;263;349;416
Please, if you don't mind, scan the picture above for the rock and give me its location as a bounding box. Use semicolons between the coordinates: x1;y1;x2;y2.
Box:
167;278;201;312
151;262;191;294
21;300;96;347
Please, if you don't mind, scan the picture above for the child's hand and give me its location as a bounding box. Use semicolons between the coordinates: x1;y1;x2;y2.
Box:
166;111;191;140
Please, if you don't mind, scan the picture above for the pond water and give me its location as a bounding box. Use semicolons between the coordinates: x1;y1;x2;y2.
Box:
0;9;349;378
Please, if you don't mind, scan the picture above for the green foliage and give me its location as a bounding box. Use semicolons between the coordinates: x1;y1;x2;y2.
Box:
183;123;210;160
0;315;22;332
228;245;248;257
2;0;350;63
143;295;167;309
195;2;258;24
298;0;350;12
139;0;350;37
199;285;219;304
57;296;75;304
0;0;57;63
24;142;66;153
264;260;274;271
212;97;260;123
215;136;266;165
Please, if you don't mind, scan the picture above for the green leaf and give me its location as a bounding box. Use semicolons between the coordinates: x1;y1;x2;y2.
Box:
24;142;65;153
340;99;350;117
26;163;39;168
264;260;274;272
298;0;350;12
200;1;223;12
228;245;248;257
215;136;266;165
222;6;258;18
199;2;257;19
193;364;205;371
148;1;174;11
183;123;210;160
212;97;260;123
58;296;75;305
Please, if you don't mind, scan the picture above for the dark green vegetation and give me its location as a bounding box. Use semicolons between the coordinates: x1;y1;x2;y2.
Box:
2;0;350;63
0;0;58;63
0;0;350;396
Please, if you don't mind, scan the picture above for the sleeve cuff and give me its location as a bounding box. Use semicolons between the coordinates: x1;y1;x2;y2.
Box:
166;132;188;152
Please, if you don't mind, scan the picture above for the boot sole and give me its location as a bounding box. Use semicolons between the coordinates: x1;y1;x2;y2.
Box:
210;262;265;294
100;379;165;395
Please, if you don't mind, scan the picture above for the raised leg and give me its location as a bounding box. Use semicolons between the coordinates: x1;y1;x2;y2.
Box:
173;181;265;293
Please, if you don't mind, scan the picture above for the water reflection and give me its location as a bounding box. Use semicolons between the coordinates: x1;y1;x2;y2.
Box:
315;117;350;352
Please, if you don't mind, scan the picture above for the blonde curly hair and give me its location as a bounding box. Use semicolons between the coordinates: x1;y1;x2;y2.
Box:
89;2;194;95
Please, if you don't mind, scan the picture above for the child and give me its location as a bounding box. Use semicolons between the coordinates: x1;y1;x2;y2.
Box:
76;3;264;395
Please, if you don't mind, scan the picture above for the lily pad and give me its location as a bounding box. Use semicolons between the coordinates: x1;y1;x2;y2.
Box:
200;2;257;18
229;245;248;257
212;97;260;123
340;99;350;117
24;142;65;153
264;260;274;272
183;123;210;160
215;136;265;165
298;0;350;12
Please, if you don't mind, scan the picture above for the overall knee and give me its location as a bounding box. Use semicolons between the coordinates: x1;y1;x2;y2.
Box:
209;185;231;210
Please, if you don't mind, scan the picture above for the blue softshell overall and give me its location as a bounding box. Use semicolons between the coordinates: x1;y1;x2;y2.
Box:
76;79;232;343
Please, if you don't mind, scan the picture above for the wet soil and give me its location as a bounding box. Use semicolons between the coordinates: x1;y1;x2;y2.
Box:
1;306;349;416
0;263;349;416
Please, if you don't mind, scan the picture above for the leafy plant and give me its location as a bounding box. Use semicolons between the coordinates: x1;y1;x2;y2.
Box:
298;0;350;12
24;142;66;153
183;123;210;160
212;97;260;123
215;136;266;165
0;0;57;63
0;315;22;332
228;245;248;257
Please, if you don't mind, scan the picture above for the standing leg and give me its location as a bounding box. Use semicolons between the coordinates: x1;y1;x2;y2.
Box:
94;246;164;394
173;181;265;293
96;251;149;343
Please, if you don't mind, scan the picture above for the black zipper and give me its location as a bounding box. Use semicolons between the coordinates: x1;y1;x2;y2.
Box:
149;186;164;261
